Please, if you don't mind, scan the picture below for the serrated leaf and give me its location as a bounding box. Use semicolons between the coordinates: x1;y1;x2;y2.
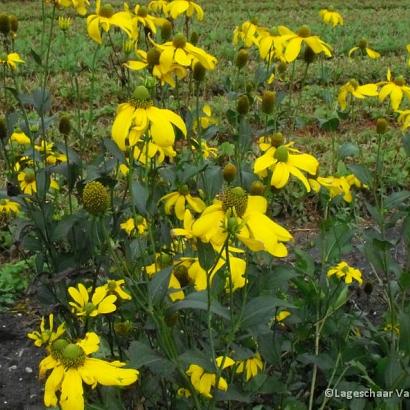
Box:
148;266;172;305
384;191;410;209
241;296;294;329
168;291;230;320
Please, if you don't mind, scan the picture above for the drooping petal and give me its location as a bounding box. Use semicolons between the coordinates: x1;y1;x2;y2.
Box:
60;368;84;410
44;365;64;407
270;162;290;189
285;37;303;62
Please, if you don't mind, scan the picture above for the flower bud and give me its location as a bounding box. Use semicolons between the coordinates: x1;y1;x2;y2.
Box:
394;75;405;87
173;33;187;49
274;145;289;162
358;38;368;50
147;48;161;66
132;85;150;101
161;20;173;41
193;61;206;82
99;4;114;18
9;15;17;33
58;16;72;31
297;25;311;38
59;116;71;136
0;118;7;140
190;31;199;45
270;132;284;147
250;180;265;195
376;118;388;134
261;91;276;114
235;49;249;69
303;46;315;64
223;162;237;182
137;5;148;17
0;14;11;36
158;253;172;268
82;181;109;215
236;94;250;115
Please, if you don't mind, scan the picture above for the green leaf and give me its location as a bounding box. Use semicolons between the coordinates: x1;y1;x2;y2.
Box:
384;191;410;209
103;138;125;163
168;291;230;320
241;296;294;329
51;214;79;241
403;134;410;156
348;164;373;186
294;248;315;276
197;241;217;271
338;142;360;158
30;48;42;66
148;266;173;305
130;180;148;214
399;311;410;355
128;341;165;368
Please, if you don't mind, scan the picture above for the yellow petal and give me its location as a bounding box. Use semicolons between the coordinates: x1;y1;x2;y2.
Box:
60;368;84;410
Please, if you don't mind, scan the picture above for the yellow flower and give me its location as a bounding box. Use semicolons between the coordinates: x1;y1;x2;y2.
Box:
186;356;235;398
193;104;218;130
120;215;148;235
257;28;285;63
154;33;217;72
125;48;187;88
57;0;89;15
317;174;363;203
384;322;400;335
349;39;380;59
276;310;291;322
378;68;410;111
254;142;319;192
236;353;263;381
397;109;410;130
278;25;332;63
0;198;21;215
407;44;410;66
193;140;218;159
171;209;196;239
86;0;133;44
192;187;292;257
112;85;187;152
161;186;206;220
167;0;204;21
101;279;131;300
40;332;138;410
177;387;191;397
0;52;24;70
132;5;160;35
327;261;363;285
233;20;265;48
148;0;169;15
337;79;378;111
10;131;31;145
319;9;343;27
18;169;37;195
27;314;65;348
58;16;72;31
68;283;117;317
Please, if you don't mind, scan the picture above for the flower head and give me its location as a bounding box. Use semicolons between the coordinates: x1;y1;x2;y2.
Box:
18;169;37;195
40;332;138;409
186;356;235;398
192;187;292;257
278;25;332;62
235;353;263;381
378;68;410;111
87;0;133;44
120;215;148;235
112;85;187;155
82;181;109;215
161;186;205;220
337;79;378;111
0;198;21;215
327;261;363;285
68;283;117;317
167;0;204;21
27;314;65;348
349;39;380;59
102;279;131;300
0;52;24;70
254;142;319;192
319;8;343;27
